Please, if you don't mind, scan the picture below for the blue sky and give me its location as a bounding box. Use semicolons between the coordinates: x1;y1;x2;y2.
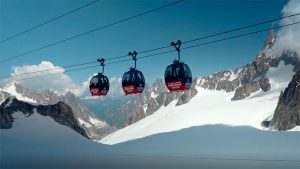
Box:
0;0;288;85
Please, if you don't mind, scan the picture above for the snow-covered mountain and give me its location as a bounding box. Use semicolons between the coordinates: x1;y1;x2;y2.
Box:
1;30;299;146
2;106;300;169
101;30;300;144
0;82;112;140
116;31;286;127
0;82;39;104
81;96;131;128
1;96;299;169
1;30;300;169
0;97;88;138
82;31;300;131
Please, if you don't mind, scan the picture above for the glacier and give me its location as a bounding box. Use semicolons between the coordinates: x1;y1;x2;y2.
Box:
101;61;297;145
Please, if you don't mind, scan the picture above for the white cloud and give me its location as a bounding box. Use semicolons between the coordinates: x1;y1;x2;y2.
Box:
7;61;124;98
9;61;85;96
108;77;123;98
273;0;300;58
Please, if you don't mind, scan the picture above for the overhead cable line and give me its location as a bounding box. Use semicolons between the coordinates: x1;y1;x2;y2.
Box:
10;64;100;81
182;21;300;50
0;0;100;44
0;60;96;79
7;58;133;81
1;10;300;64
5;20;300;82
183;12;300;44
2;11;300;77
0;0;185;63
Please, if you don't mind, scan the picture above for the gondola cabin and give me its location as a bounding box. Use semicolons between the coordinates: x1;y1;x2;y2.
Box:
89;73;109;96
164;60;192;92
122;68;145;95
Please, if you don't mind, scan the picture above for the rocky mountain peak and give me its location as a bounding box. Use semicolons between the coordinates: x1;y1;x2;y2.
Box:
121;30;300;127
269;71;300;130
263;29;275;49
65;90;75;98
151;78;167;92
280;71;300;104
0;82;113;140
0;97;88;138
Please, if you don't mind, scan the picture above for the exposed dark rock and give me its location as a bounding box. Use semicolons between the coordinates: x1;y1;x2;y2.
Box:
36;102;87;138
261;120;271;128
259;78;271;92
216;78;240;92
0;98;34;129
0;83;112;140
61;92;113;139
0;97;88;138
176;90;192;106
176;79;198;106
0;91;11;104
270;71;300;130
119;31;300;128
126;107;145;126
14;83;44;103
146;98;159;114
146;93;166;115
232;81;260;101
164;92;181;107
200;76;218;90
253;53;271;77
269;50;299;71
263;29;275;49
241;64;257;84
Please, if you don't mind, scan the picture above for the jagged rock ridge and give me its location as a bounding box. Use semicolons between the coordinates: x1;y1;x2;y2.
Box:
0;97;88;138
122;30;300;126
269;71;300;130
0;83;112;140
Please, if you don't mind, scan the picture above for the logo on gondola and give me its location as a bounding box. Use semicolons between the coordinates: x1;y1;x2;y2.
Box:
91;88;98;94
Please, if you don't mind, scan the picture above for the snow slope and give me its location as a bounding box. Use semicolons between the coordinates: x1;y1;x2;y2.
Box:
0;82;37;104
1;112;300;169
1;110;90;143
101;62;296;145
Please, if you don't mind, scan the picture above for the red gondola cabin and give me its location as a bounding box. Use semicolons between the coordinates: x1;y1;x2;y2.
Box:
122;68;145;95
